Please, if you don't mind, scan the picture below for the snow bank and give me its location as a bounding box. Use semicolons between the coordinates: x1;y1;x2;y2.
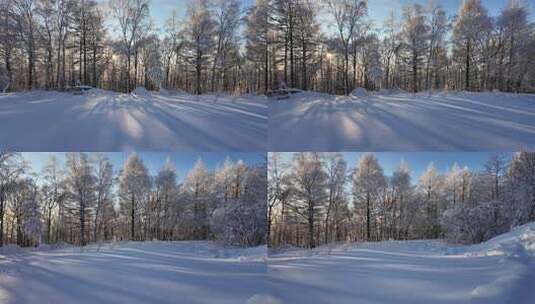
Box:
350;87;368;98
453;222;535;259
131;86;151;98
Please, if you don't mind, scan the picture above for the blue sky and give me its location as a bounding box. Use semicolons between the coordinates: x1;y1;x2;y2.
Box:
277;152;515;183
21;152;265;182
138;0;533;33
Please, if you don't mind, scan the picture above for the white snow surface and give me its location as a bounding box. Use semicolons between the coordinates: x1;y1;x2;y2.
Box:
268;91;535;151
351;87;369;98
0;241;267;304
268;223;535;304
0;90;267;151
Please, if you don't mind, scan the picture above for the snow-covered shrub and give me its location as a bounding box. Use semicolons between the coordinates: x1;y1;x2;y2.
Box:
351;87;368;98
131;86;151;98
211;166;267;247
441;201;509;244
211;198;266;247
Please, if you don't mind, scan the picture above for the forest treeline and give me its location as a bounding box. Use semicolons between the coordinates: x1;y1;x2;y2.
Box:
0;152;267;248
0;0;534;94
268;152;535;248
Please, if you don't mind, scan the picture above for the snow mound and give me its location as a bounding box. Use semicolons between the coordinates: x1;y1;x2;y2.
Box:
351;87;368;98
131;86;151;98
456;222;535;259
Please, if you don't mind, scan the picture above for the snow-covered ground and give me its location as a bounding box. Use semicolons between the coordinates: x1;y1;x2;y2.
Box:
268;223;535;304
0;241;268;304
268;90;535;151
0;89;267;151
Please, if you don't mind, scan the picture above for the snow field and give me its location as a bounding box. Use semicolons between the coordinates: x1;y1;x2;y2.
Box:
0;89;267;151
1;226;534;303
268;90;535;151
268;222;535;304
0;241;268;304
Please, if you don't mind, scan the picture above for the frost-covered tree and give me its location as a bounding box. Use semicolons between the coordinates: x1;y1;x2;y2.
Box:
324;153;347;244
324;0;367;95
417;163;443;238
452;0;492;91
119;153;150;241
41;156;66;243
245;0;272;94
508;152;535;224
181;158;211;238
150;157;178;240
270;152;535;249
400;4;430;93
109;0;150;92
183;0;215;95
209;0;241;92
92;153;113;242
497;0;533;92
391;160;413;238
211;162;267;246
353;153;386;241
0;152;26;246
289;153;327;248
65;153;96;246
9;178;40;246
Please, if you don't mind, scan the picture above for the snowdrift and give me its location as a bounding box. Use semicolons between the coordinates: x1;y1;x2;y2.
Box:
131;86;151;98
453;222;535;259
350;87;368;97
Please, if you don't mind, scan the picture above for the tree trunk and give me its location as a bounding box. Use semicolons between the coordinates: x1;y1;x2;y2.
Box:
92;45;97;87
196;49;202;95
465;40;470;91
267;204;272;246
366;193;371;241
80;200;85;246
344;45;350;95
126;49;131;93
131;194;135;240
264;44;269;94
302;43;307;91
47;208;52;243
412;46;418;93
308;199;314;249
